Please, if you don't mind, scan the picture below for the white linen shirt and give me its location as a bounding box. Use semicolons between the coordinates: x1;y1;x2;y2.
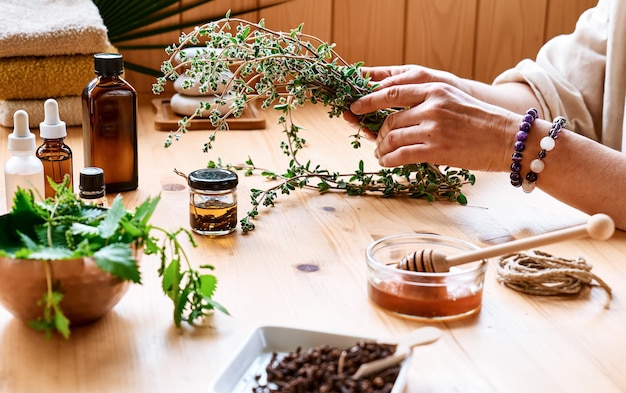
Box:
494;0;626;151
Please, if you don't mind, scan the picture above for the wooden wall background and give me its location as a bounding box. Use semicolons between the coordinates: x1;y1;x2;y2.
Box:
122;0;598;95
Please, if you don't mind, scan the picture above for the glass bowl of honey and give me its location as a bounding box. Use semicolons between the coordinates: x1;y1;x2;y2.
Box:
366;233;488;320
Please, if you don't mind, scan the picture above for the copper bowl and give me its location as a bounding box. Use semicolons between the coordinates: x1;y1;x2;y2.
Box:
0;255;136;325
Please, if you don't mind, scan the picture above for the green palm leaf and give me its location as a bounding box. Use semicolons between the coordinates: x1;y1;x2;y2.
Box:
94;0;293;76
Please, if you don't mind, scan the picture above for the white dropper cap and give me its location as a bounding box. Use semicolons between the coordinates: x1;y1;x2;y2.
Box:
39;98;66;139
8;110;36;152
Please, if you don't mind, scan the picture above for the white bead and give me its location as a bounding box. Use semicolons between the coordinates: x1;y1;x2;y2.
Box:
530;158;545;173
540;136;556;151
522;180;536;193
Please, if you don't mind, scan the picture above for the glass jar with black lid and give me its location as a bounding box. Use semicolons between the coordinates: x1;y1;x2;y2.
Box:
187;168;238;236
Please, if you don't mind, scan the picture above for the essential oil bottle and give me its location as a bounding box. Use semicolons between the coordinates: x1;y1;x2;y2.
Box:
79;166;107;207
4;110;45;211
36;98;73;198
82;53;138;193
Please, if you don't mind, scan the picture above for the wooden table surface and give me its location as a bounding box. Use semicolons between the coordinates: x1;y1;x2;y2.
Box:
0;96;624;393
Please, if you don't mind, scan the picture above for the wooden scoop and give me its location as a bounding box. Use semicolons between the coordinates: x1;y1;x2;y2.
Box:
399;213;615;273
351;326;441;380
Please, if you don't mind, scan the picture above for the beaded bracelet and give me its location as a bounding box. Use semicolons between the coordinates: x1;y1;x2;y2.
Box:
521;116;567;193
510;108;539;187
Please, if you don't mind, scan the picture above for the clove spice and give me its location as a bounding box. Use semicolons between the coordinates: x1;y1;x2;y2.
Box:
252;341;400;393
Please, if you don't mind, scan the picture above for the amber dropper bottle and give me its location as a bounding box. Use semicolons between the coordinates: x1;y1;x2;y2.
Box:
36;98;73;198
82;53;138;193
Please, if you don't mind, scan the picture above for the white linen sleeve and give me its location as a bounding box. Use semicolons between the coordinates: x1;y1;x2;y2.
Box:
493;0;608;142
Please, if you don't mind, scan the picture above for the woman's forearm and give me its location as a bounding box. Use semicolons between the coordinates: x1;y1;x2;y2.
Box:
464;79;543;118
514;117;626;230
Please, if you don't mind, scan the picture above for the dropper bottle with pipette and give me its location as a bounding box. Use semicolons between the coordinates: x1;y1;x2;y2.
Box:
36;98;73;198
4;110;45;211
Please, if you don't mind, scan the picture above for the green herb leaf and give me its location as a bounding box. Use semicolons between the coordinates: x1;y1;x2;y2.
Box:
71;222;101;237
98;195;127;239
199;274;217;299
131;195;161;227
93;243;141;283
162;258;181;299
29;247;74;260
28;291;70;339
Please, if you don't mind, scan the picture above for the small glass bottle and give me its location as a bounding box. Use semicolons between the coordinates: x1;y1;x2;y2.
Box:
188;168;238;236
82;52;138;193
79;167;107;207
4;110;45;211
36;98;73;198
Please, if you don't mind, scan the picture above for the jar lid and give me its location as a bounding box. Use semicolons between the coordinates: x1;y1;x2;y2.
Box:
79;167;105;191
188;168;238;190
94;53;123;75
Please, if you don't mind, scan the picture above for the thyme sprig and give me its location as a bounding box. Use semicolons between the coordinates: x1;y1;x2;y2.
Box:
153;14;475;232
209;157;474;233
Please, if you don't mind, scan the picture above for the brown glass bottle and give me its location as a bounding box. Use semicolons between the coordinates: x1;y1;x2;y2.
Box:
82;53;138;193
36;98;73;198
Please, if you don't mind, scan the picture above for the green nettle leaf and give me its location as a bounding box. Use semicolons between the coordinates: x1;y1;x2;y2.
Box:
203;297;230;316
174;285;192;326
53;300;71;339
17;232;39;251
2;189;44;243
29;247;74;260
162;259;182;298
154;16;475;232
98;195;127;239
93;243;141;284
199;274;217;299
131;195;161;227
70;223;101;237
28;291;69;339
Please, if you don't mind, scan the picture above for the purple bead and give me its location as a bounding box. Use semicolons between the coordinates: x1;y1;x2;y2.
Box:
516;131;528;141
523;114;534;123
511;178;523;187
519;121;531;132
510;172;522;182
525;171;538;182
514;141;526;152
538;150;547;159
511;151;523;162
527;108;539;119
510;162;521;172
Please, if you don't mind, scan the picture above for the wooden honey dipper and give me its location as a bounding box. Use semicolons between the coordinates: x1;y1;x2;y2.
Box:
399;214;615;273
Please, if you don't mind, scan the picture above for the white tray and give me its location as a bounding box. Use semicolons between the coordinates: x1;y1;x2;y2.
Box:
210;325;411;393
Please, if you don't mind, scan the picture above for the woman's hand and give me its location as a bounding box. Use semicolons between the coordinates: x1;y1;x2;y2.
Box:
361;64;470;92
350;81;519;172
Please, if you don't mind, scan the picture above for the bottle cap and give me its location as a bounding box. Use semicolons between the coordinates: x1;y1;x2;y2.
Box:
8;110;36;152
188;168;238;191
94;53;124;76
39;98;67;139
79;167;105;192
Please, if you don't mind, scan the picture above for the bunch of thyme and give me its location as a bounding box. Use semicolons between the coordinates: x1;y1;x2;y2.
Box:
153;13;474;232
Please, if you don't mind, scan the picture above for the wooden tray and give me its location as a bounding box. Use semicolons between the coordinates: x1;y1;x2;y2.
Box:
152;98;266;131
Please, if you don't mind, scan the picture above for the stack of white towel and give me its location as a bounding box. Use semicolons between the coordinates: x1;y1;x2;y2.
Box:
0;0;110;127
